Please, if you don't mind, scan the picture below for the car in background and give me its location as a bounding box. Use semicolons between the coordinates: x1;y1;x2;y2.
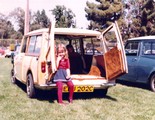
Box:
13;44;20;56
5;44;20;58
0;48;5;56
5;50;14;58
118;36;155;92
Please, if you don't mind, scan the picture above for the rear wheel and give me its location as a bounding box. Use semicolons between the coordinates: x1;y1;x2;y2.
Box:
150;74;155;92
102;89;108;97
27;73;36;98
95;88;108;97
10;68;17;84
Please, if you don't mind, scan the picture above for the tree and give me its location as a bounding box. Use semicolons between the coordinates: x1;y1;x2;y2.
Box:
31;9;50;31
85;0;123;30
122;0;155;38
51;5;76;28
0;13;15;39
0;13;7;39
137;0;155;36
9;7;25;35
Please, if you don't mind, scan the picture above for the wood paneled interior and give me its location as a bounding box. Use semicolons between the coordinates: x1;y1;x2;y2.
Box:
69;54;106;77
104;46;125;80
88;55;106;77
88;65;101;76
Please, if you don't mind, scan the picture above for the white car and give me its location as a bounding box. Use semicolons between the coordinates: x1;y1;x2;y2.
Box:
5;50;14;58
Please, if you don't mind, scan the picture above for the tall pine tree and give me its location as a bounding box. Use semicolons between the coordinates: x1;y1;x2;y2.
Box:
51;5;76;28
135;0;155;36
85;0;123;30
122;0;155;38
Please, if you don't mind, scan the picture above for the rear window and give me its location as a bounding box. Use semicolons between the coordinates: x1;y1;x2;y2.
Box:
54;35;102;55
27;35;42;55
143;42;155;55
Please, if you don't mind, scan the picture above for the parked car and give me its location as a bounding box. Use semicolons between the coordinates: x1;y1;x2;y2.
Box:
0;48;5;56
13;44;20;56
5;44;21;58
118;36;155;92
11;21;128;98
4;50;14;58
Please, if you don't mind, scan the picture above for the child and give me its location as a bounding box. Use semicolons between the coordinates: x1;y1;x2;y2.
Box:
53;44;74;104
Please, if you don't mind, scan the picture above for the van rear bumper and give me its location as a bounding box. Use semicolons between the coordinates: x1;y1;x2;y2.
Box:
35;80;116;90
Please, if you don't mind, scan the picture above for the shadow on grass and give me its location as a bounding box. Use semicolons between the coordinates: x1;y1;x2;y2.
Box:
15;80;117;103
117;80;150;91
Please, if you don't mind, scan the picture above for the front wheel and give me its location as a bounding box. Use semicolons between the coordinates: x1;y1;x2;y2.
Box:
150;74;155;92
26;73;36;98
10;68;17;84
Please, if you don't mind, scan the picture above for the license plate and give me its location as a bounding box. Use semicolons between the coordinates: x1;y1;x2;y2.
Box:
63;86;94;92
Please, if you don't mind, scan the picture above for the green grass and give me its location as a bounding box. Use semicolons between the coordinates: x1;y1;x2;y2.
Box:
1;58;155;120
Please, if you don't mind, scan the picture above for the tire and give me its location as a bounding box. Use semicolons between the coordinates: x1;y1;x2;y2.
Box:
102;88;108;97
150;74;155;92
26;73;36;98
95;88;108;97
10;68;17;84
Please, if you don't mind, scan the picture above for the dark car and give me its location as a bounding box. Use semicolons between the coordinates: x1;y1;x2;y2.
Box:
119;36;155;92
5;50;14;58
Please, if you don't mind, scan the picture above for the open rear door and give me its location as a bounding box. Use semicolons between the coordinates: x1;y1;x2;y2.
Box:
101;21;128;80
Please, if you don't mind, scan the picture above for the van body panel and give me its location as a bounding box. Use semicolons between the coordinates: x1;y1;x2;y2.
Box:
13;21;128;92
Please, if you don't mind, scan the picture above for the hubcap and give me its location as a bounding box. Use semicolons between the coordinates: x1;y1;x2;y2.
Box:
153;78;155;89
27;78;30;95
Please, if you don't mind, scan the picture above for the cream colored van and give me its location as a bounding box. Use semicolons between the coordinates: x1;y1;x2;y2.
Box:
11;21;128;98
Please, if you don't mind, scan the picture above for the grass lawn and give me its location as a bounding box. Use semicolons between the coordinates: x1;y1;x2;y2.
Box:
0;58;155;120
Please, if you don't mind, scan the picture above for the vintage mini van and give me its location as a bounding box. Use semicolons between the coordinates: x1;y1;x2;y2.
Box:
11;21;128;98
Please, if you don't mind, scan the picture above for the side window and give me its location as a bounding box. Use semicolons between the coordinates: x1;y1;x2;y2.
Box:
143;42;155;55
72;39;80;53
152;42;155;54
27;36;36;54
83;38;102;55
27;35;42;55
125;42;139;56
143;42;151;55
34;36;42;54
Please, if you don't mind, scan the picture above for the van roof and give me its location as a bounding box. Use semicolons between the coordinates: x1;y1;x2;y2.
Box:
26;28;101;37
128;36;155;41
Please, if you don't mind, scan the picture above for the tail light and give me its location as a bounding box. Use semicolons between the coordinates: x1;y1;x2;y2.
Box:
41;61;46;73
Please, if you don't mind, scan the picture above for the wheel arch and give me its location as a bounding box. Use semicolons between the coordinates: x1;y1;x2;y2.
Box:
148;71;155;92
148;71;155;84
27;69;33;81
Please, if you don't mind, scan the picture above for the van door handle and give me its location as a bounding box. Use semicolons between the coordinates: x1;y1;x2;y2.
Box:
132;58;137;62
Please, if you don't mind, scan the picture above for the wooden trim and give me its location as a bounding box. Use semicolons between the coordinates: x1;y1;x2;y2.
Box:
104;46;125;80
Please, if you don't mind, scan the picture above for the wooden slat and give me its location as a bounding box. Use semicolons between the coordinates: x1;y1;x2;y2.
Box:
104;46;125;80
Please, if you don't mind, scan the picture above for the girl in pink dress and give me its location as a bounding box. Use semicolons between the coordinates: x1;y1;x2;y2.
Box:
53;44;74;104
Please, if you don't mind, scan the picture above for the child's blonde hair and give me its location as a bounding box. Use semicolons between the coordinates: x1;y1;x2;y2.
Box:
57;43;68;58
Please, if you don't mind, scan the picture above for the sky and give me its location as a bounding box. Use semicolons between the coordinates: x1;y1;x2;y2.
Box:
0;0;94;28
